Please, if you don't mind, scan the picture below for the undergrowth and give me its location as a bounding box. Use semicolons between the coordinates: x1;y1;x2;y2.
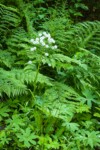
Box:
0;0;100;150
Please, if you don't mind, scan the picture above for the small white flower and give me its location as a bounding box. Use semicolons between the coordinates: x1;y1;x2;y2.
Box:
52;39;55;43
46;33;51;38
39;33;42;36
28;60;32;64
33;40;39;44
48;39;52;43
40;37;45;46
48;63;51;66
48;38;54;44
45;45;49;48
31;41;36;44
40;36;45;41
36;38;39;42
42;59;46;64
30;47;36;51
45;53;49;56
51;45;57;49
30;39;34;43
54;45;57;49
51;46;55;50
41;42;45;46
43;32;47;36
39;39;43;43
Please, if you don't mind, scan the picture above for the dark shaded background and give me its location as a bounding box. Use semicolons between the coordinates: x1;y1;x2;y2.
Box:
83;0;100;21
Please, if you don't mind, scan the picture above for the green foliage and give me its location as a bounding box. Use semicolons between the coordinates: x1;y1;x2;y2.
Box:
66;0;88;18
0;68;27;97
65;21;100;55
0;0;100;150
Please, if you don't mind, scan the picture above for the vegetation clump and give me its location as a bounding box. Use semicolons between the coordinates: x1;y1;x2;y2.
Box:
0;0;100;149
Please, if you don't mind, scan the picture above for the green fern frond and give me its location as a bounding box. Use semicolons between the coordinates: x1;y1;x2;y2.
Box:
43;82;81;103
0;3;21;48
0;4;21;32
6;27;30;55
0;68;27;97
42;20;100;55
0;66;52;97
0;50;15;68
66;21;100;55
7;27;29;45
14;69;52;86
41;17;71;49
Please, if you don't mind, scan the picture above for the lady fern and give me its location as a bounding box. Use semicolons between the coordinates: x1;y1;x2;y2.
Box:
0;4;21;46
65;21;100;55
0;1;100;150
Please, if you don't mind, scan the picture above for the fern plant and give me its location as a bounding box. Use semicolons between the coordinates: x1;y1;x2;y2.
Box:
0;1;100;150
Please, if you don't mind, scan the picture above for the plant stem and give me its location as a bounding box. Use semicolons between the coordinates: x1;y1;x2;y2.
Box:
33;56;42;94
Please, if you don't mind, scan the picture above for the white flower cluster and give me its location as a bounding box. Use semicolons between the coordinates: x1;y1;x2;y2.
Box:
30;32;57;50
28;32;58;65
30;47;36;51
